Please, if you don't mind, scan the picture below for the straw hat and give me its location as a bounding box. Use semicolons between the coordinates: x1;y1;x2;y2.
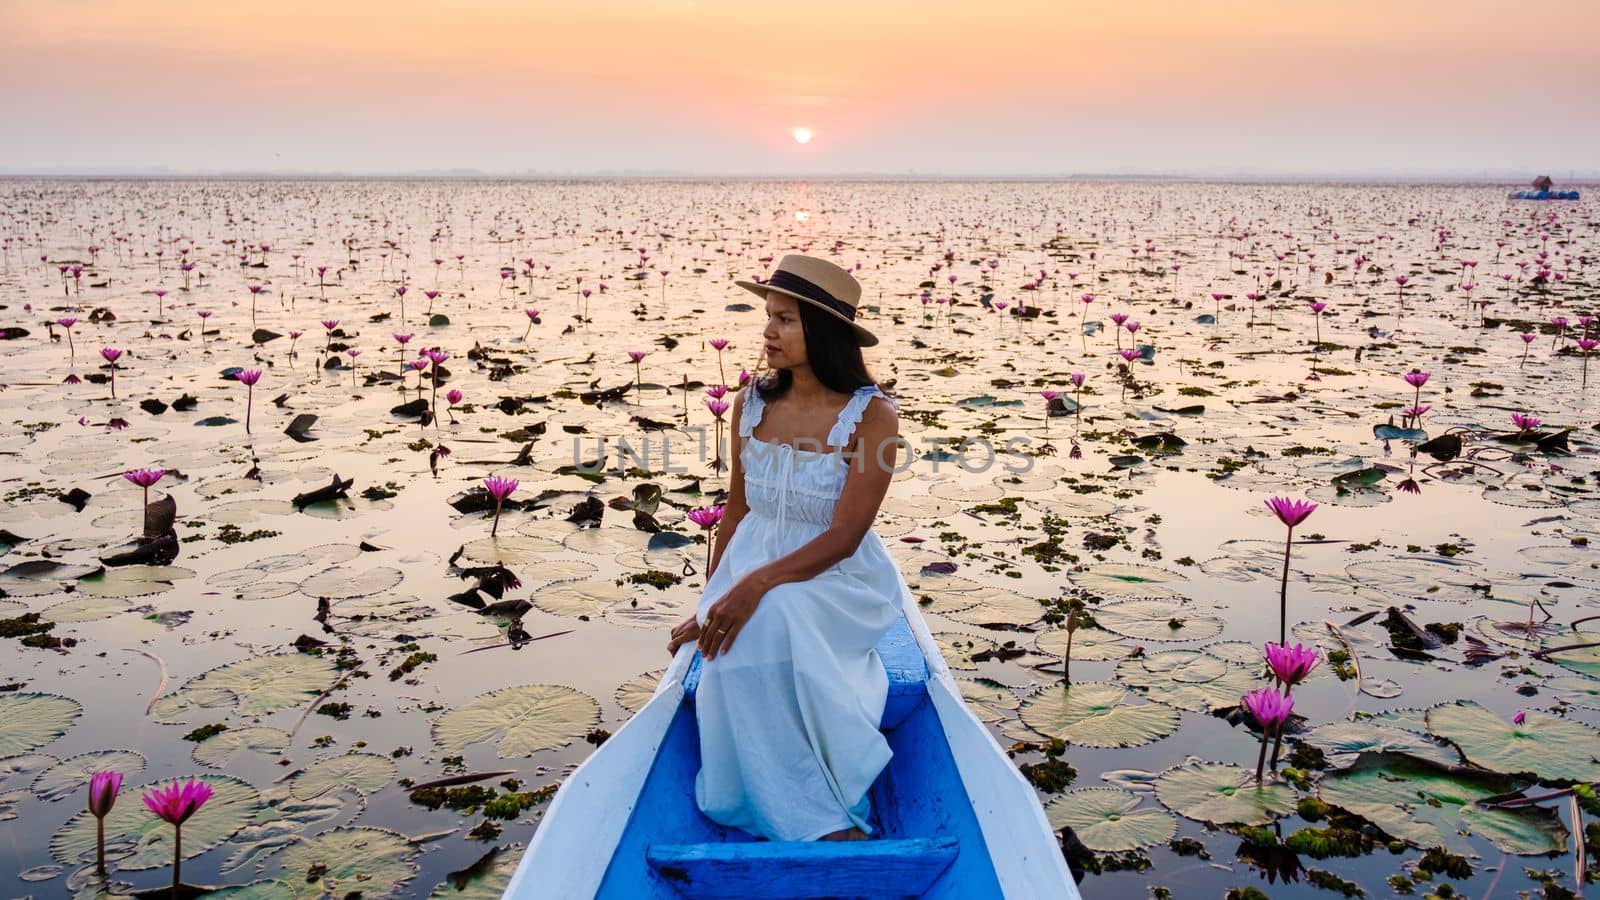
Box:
736;254;878;347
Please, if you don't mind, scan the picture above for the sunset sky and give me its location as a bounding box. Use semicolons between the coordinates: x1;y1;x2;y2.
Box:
3;0;1597;177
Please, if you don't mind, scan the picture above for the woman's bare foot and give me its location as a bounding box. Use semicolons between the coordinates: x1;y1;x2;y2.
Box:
820;826;869;841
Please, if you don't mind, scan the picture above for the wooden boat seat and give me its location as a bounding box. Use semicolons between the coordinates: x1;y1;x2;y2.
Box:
645;836;959;899
682;611;930;729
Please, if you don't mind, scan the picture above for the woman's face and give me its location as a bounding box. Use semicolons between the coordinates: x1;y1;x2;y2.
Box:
762;291;807;369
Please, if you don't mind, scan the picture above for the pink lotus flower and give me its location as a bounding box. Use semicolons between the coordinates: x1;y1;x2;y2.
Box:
446;389;462;405
1512;413;1541;432
484;475;519;536
1263;642;1320;686
1069;372;1086;387
142;778;213;892
687;505;724;528
1402;370;1429;388
88;771;123;876
1263;496;1315;647
1241;687;1295;782
1125;320;1141;334
101;347;122;364
1512;710;1526;726
1242;687;1294;729
124;467;166;509
237;370;261;434
705;384;729;400
706;399;730;419
1110;312;1129;326
1308;302;1326;313
1118;348;1141;362
1040;389;1060;400
737;367;751;387
1264;496;1316;528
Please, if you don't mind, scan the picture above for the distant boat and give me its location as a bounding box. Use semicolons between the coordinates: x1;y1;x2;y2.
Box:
503;580;1079;899
1509;190;1580;201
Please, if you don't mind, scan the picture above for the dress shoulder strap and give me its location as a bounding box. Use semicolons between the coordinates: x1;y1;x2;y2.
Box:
828;384;895;449
738;384;765;438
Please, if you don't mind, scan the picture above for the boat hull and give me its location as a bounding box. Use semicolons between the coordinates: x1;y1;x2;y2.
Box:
504;578;1077;899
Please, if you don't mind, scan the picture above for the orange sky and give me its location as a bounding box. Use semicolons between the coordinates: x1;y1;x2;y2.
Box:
3;0;1597;175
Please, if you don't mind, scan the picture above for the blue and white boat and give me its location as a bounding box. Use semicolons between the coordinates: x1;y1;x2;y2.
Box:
503;580;1079;899
1509;189;1580;200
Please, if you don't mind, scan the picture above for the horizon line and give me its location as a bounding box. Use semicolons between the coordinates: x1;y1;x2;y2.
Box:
1;168;1593;184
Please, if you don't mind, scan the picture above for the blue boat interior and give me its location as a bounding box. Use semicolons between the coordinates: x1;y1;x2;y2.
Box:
594;612;1006;899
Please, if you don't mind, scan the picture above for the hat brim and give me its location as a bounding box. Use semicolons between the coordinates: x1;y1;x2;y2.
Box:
735;280;878;347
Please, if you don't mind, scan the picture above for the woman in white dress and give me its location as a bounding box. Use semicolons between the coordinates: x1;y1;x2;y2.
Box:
666;253;904;843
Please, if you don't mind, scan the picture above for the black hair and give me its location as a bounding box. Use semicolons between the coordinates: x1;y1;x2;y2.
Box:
754;297;887;404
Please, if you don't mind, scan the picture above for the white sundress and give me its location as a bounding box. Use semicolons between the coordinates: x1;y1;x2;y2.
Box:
693;382;906;842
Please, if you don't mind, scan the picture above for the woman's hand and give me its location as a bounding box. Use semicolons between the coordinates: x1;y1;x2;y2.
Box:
698;574;768;660
667;614;701;656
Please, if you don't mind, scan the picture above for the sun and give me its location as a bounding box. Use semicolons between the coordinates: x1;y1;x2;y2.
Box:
790;127;813;145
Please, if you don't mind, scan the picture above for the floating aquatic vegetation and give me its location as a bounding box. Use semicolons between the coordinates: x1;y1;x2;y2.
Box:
1318;753;1567;855
30;750;146;803
152;654;340;721
50;773;258;871
1152;760;1298;826
1045;788;1177;853
0;693;82;755
1092;599;1224;642
1017;681;1180;748
192;727;290;769
432;684;601;758
291;753;397;799
278;826;420;898
1423;700;1600;783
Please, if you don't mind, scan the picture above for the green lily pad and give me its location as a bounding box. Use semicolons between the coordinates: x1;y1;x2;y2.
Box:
1424;700;1600;782
221;784;365;876
1302;721;1460;769
300;565;404;600
1116;653;1267;713
531;578;630;619
280;827;419;898
153;653;340;720
0;693;81;755
1018;682;1179;748
1153;760;1297;826
76;565;194;598
30;749;146;802
40;593;135;623
1093;599;1223;642
958;678;1021;723
1346;557;1487;603
615;670;665;713
1319;753;1567;855
933;631;1001;670
193;726;290;768
433;684;601;758
292;753;397;799
50;773;260;870
1071;564;1189;600
1541;627;1600;678
1035;627;1129;662
1044;788;1178;852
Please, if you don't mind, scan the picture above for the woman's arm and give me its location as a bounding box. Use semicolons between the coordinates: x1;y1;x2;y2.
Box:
746;395;900;593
